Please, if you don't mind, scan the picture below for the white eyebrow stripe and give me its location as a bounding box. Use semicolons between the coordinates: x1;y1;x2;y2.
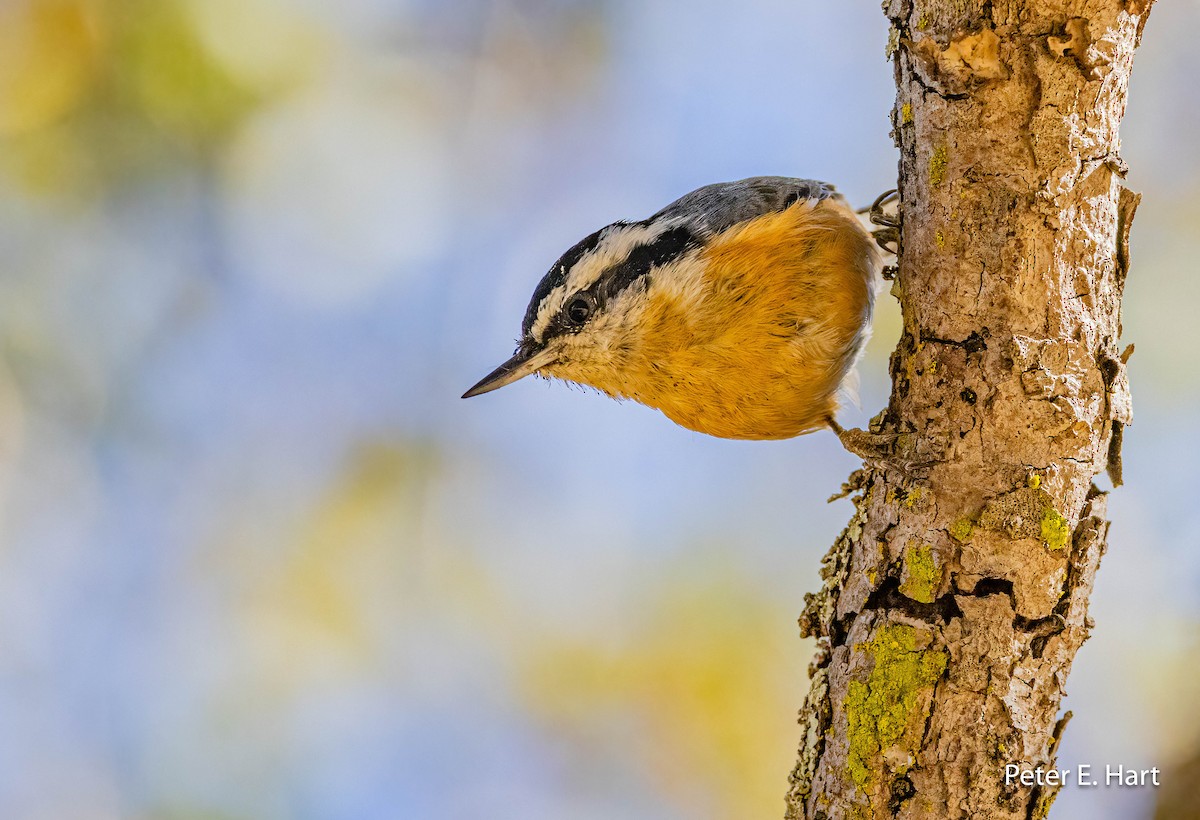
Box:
561;222;665;294
528;220;678;343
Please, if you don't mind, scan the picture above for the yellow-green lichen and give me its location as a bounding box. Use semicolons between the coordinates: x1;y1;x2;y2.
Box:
902;341;925;382
1028;473;1042;489
1031;787;1060;820
888;486;926;511
845;625;948;795
1040;507;1070;551
917;12;931;30
900;102;914;124
934;229;945;248
949;517;974;543
974;486;1072;552
886;25;901;58
901;544;940;604
929;144;949;186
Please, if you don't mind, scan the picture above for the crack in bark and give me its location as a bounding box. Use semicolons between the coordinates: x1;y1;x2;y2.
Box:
903;52;973;101
920;329;990;355
862;576;963;626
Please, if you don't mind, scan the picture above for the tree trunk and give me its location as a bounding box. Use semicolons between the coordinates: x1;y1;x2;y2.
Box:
785;2;1153;818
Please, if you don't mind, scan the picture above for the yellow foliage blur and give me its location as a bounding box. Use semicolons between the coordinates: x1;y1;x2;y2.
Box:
522;563;805;818
0;0;288;196
0;0;102;135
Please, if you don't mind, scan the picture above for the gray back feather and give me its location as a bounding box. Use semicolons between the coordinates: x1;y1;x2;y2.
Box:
648;177;839;238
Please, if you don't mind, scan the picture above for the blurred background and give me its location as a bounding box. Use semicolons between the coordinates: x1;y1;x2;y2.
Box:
0;1;1196;818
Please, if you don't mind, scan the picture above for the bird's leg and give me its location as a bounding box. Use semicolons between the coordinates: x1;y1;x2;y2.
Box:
825;416;898;464
825;416;936;481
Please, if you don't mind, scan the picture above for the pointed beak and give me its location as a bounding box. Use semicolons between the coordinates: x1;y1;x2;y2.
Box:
461;344;559;399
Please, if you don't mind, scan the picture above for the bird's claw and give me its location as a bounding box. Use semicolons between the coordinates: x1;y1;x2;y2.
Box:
863;189;900;256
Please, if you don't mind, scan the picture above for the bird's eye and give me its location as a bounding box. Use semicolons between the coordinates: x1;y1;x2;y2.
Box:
565;295;593;325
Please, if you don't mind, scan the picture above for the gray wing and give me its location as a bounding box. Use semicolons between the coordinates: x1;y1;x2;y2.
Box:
648;176;840;238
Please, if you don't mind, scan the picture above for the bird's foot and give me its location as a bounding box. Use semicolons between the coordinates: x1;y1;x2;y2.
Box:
862;189;900;256
826;417;933;480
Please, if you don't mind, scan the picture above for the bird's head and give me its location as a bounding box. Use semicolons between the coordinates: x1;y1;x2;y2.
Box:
462;218;699;399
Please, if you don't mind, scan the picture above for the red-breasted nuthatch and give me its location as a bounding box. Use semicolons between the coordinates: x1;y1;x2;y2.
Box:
463;177;881;442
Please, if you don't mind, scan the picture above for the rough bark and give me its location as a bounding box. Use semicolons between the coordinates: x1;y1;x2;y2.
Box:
785;2;1152;818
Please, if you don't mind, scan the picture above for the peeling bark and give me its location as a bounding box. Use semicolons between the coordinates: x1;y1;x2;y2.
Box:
785;2;1153;818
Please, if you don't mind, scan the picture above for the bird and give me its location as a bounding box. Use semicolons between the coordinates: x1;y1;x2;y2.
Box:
463;176;885;446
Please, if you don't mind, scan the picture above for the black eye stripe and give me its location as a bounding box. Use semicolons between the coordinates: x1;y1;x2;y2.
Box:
522;224;700;341
598;226;697;301
557;226;698;328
